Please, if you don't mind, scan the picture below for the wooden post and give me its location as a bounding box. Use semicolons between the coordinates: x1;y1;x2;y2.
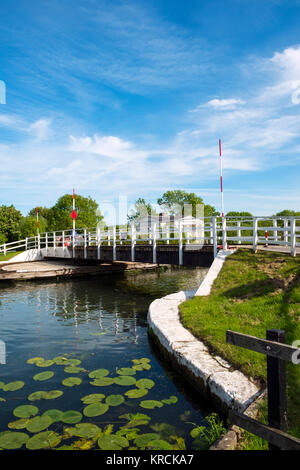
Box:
3;244;6;256
152;222;157;264
212;216;217;258
53;232;56;256
84;229;87;259
131;224;135;262
273;219;278;243
97;227;101;260
179;220;183;265
253;217;258;253
113;226;116;261
290;217;296;257
266;329;288;450
166;226;170;245
25;237;28;251
62;231;65;256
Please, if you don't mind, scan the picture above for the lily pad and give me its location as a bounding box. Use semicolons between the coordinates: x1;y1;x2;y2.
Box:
162;396;178;405
62;377;82;387
44;390;63;400
88;369;109;379
61;410;83;424
105;394;125;407
148;439;173;450
35;359;54;368
125;388;148;399
0;431;29;449
81;394;105;404
3;381;24;391
119;412;151;427
26;415;53;433
116;367;136;376
136;378;155;390
8;419;30;430
65;423;100;439
26;431;61;449
139;400;164;410
28;391;47;401
90;377;114;386
64;358;81;366
114;376;136;386
33;371;54;381
27;357;44;364
98;434;129;450
53;356;68;365
42;409;64;422
13;405;39;418
134;433;160;448
83;402;109;417
64;366;85;374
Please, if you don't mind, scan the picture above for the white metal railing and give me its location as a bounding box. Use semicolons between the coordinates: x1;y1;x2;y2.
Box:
0;216;299;264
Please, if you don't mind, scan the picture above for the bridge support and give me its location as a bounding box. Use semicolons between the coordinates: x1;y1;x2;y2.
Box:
131;224;135;262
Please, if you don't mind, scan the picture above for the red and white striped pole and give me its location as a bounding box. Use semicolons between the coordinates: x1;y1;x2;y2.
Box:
219;139;225;218
36;207;39;235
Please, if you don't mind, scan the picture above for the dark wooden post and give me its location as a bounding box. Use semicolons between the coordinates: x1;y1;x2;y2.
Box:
266;329;288;450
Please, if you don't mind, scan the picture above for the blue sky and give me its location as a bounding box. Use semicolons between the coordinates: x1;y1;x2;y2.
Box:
0;0;300;222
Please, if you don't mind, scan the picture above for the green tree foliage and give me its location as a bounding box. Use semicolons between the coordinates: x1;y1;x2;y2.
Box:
20;216;47;238
0;205;22;243
47;194;103;231
127;198;157;223
157;190;219;218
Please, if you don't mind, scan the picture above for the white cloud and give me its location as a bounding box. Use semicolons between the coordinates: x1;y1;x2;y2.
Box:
28;118;51;141
192;98;245;112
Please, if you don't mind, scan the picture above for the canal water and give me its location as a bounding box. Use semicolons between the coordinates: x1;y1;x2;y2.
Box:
0;267;219;450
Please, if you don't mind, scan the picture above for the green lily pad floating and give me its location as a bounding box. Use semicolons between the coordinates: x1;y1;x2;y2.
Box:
35;359;54;368
148;439;173;450
105;394;125;407
162;396;178;405
132;364;144;371
90;377;115;387
0;431;29;449
0;397;6;402
90;332;106;336
98;434;129;450
44;390;63;400
26;431;61;450
62;377;82;387
119;413;151;427
88;369;109;379
3;381;24;391
28;391;47;401
125;388;148;399
64;366;85;374
139;400;164;410
0;381;5;389
114;376;136;386
13;404;39;418
26;415;53;433
52;356;68;365
136;378;155;390
8;419;30;430
64;358;81;366
116;367;136;376
42;409;64;422
27;357;44;364
81;394;105;404
83;402;109;418
132;358;150;364
33;371;54;381
134;433;160;448
61;410;83;424
65;423;100;439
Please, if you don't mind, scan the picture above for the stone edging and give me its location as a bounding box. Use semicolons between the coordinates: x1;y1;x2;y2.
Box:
147;249;265;450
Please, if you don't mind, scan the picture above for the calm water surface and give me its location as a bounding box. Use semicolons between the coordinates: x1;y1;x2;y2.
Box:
0;267;217;450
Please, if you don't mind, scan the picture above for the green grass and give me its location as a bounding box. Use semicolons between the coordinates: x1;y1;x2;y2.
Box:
0;251;23;261
179;248;300;448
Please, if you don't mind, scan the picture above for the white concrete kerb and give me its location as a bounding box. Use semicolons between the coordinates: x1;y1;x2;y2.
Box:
147;249;262;413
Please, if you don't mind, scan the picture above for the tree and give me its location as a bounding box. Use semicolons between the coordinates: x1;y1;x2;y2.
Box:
20;216;47;238
157;190;204;217
0;205;22;242
127;198;157;223
47;194;103;232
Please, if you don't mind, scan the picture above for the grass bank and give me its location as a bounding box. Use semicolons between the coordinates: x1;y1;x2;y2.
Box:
179;248;300;448
0;251;22;262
